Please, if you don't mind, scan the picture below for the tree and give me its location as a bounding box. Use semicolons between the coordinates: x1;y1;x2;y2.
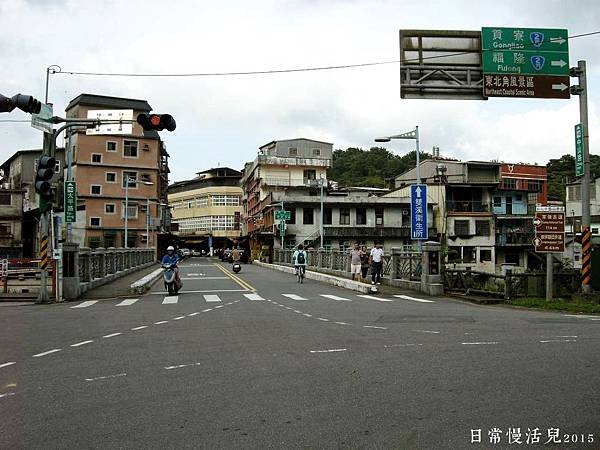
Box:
547;154;600;202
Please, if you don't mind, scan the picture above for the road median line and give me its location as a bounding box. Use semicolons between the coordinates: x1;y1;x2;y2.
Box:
213;263;255;291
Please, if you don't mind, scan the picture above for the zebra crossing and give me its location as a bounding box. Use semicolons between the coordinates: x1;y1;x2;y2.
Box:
68;291;436;309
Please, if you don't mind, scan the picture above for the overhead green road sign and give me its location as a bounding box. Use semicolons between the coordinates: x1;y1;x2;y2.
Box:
482;27;568;53
482;50;569;75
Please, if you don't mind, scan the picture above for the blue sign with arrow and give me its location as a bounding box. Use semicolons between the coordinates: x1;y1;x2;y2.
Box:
410;184;428;240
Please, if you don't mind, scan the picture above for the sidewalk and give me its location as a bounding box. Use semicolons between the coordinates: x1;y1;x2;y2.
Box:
78;263;161;300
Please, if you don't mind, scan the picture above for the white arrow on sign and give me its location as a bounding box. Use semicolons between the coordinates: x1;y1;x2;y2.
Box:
552;83;568;91
549;36;566;45
415;186;422;198
533;237;541;246
551;59;567;68
533;217;542;227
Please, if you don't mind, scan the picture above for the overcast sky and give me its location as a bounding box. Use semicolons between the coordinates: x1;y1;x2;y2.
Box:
1;0;599;183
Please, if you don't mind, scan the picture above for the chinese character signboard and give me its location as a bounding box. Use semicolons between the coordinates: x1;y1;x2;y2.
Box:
410;184;428;240
275;210;291;221
31;103;53;133
575;123;584;177
533;205;565;252
64;181;77;223
481;27;569;99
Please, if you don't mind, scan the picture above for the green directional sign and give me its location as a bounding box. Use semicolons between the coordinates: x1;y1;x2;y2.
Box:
575;123;584;177
275;210;291;221
64;181;77;223
481;50;568;75
482;27;568;53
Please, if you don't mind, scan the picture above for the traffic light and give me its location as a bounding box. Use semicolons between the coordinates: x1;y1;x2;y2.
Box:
136;113;176;132
35;156;56;212
0;93;42;114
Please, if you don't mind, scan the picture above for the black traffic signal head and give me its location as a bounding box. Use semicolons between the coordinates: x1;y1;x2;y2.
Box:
35;155;56;196
137;113;176;132
11;94;41;114
0;94;13;113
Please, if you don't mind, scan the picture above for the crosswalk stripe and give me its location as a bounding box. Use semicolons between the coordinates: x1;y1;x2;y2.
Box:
357;294;393;302
203;294;222;302
70;301;98;308
282;294;307;300
116;298;139;307
394;294;435;303
320;294;351;302
243;293;265;301
162;296;178;304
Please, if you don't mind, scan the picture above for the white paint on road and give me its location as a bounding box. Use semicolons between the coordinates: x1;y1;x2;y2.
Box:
540;339;577;343
243;293;265;301
461;342;499;345
334;321;351;325
0;392;16;399
317;318;330;322
384;343;424;348
85;373;127;382
116;298;139;306
0;362;16;369
214;305;224;309
154;321;168;325
320;294;351;301
70;340;94;347
164;362;202;370
303;314;313;317
414;330;441;334
103;332;123;338
131;326;148;331
150;289;247;295
293;310;302;313
187;312;200;316
162;296;178;304
556;335;577;338
394;294;435;303
202;308;213;312
204;294;221;302
70;301;98;308
33;349;62;358
563;314;597;318
310;348;347;353
282;294;307;301
173;316;185;320
363;325;388;330
357;295;393;302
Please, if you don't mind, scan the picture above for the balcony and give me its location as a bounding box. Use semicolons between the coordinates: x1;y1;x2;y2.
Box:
446;200;491;213
324;226;437;239
261;177;308;187
496;232;534;246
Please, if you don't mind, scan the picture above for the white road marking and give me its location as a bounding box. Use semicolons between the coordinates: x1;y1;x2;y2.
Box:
461;342;499;345
285;306;292;310
226;302;233;305
303;313;313;317
540;339;577;343
282;294;307;301
317;318;330;322
293;310;302;313
131;326;148;331
173;316;185;320
556;335;578;338
591;319;600;321
384;343;424;348
162;296;178;304
202;308;213;312
0;362;16;369
243;293;265;301
363;325;388;330
116;298;139;306
357;294;393;302
70;301;98;308
310;348;347;353
149;289;247;295
214;305;224;309
188;312;200;316
320;294;351;301
334;321;351;325
85;373;127;382
164;362;202;370
154;321;168;325
203;294;221;302
394;294;435;303
33;349;62;358
187;276;228;280
414;330;441;334
103;332;122;338
0;392;16;399
70;340;94;347
563;314;598;318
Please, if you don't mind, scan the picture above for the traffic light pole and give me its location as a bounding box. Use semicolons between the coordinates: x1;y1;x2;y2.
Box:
36;131;53;304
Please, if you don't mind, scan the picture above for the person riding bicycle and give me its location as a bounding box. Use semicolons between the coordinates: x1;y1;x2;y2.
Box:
161;246;182;288
292;244;307;279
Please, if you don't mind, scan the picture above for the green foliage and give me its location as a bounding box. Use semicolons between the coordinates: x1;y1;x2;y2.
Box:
328;147;430;188
509;297;600;314
547;153;600;202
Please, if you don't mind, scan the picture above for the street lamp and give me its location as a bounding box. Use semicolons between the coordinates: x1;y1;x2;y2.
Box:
124;177;154;248
375;126;421;184
145;199;170;248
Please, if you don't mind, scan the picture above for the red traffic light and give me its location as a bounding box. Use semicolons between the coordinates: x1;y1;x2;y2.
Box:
150;115;161;126
136;113;176;132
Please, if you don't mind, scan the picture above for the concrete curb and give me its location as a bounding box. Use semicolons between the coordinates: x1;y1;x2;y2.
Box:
129;267;164;294
254;260;371;294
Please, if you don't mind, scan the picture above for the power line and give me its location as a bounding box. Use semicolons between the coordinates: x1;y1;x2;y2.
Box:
0;119;30;123
50;30;600;78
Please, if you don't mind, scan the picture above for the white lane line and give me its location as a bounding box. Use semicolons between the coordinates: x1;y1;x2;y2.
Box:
131;326;148;331
226;302;234;305
33;349;62;358
285;306;293;310
173;316;185;320
70;301;98;308
461;342;499;345
414;330;441;334
243;293;265;301
357;294;393;302
164;362;202;371
150;289;247;295
202;308;213;312
0;392;16;399
591;319;600;321
563;314;597;318
293;310;302;313
363;325;388;330
394;294;435;303
317;318;330;322
310;348;347;353
203;295;222;302
320;294;351;302
188;312;200;316
0;362;16;369
384;343;424;348
162;296;178;304
70;340;94;347
154;321;168;325
116;298;139;307
540;339;577;343
103;332;122;338
85;373;127;382
282;294;307;301
334;321;351;325
214;305;224;309
303;314;313;317
556;335;578;338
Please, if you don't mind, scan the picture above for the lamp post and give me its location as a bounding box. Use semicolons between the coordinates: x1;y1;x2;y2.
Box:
124;177;154;248
145;200;170;248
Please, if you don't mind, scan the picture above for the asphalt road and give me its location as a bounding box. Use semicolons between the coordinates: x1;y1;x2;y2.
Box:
1;257;598;449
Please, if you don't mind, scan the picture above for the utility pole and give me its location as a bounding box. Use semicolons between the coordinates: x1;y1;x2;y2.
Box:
546;253;553;301
319;177;324;249
571;60;592;293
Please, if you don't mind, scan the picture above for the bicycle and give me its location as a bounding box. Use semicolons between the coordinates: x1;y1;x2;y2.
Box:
296;265;305;283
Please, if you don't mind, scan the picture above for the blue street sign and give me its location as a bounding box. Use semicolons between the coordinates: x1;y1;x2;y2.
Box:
410;184;428;240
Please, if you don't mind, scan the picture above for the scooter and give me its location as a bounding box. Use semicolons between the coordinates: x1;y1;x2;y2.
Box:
162;263;181;295
232;262;242;273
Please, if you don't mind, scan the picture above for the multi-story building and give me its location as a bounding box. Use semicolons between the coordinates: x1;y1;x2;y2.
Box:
0;187;25;258
64;94;170;250
241;138;333;258
168;167;243;251
565;176;600;269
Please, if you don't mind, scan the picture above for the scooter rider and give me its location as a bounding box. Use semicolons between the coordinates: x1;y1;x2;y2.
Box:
161;246;182;289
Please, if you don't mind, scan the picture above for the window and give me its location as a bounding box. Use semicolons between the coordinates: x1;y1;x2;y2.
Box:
375;208;384;226
106;172;117;183
106;141;117;152
356;208;367;225
463;246;476;263
92;154;102;163
0;193;11;205
288;147;298;156
104;233;116;248
480;249;492;262
493;196;502;207
568;185;581;201
312;148;321;156
196;196;208;207
593;228;599;235
90;217;101;227
0;223;11;235
122;171;138;188
303;170;316;183
339;208;350;225
90;185;102;195
502;178;516;190
288;208;296;225
454;220;470;236
447;247;461;263
475;220;490;236
505;250;520;265
88;236;101;249
105;204;116;214
303;207;314;225
527;180;541;192
54;160;61;173
123;140;138;158
211;195;240;206
121;202;138;219
323;208;332;225
515;194;522;202
187;201;193;209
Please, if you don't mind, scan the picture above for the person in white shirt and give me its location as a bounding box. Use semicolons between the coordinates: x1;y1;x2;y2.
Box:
369;242;384;285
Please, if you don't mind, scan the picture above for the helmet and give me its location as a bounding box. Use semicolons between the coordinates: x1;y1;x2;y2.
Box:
167;246;175;252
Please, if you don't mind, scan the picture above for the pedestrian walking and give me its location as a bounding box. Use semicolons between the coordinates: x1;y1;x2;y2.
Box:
370;242;384;285
360;245;370;282
350;242;363;282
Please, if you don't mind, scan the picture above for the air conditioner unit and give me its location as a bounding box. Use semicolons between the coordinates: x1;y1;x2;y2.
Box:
142;143;150;151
